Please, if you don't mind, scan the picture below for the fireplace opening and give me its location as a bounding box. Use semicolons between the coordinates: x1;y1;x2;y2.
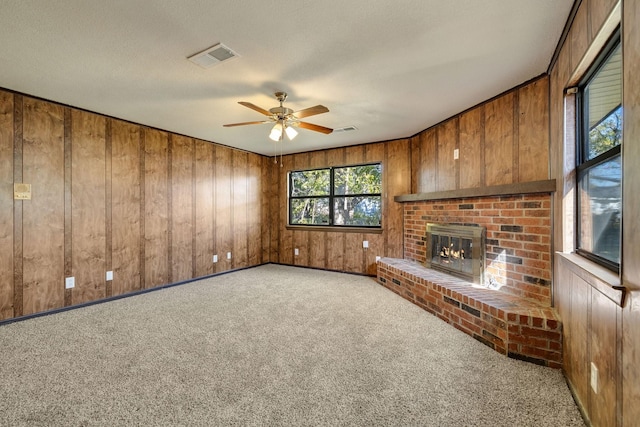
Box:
425;223;485;284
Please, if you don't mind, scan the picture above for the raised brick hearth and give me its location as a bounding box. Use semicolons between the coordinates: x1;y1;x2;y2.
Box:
377;258;562;368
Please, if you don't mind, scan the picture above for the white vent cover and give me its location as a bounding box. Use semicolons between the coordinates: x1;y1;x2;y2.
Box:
333;125;358;133
188;43;239;69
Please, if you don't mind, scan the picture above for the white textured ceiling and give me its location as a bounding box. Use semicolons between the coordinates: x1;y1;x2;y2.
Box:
0;0;573;156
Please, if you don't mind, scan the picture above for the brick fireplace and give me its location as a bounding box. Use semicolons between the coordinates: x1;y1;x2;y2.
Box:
404;194;552;306
376;192;562;367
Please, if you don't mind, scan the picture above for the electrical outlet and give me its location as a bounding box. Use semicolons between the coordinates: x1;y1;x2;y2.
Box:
294;248;299;256
227;252;232;260
453;148;459;160
106;271;113;281
213;254;218;263
65;277;75;289
363;240;369;248
591;362;598;393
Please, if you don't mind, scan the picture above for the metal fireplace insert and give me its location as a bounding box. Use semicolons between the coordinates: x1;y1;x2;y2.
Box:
425;223;486;284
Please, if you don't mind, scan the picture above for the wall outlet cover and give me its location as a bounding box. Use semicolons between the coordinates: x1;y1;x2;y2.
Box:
213;254;218;263
227;252;232;260
294;248;299;256
363;240;369;248
65;277;75;289
106;271;113;281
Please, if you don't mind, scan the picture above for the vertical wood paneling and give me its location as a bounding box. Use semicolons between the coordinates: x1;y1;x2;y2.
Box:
0;91;14;319
171;135;194;282
436;119;458;192
266;158;279;263
232;150;248;268
567;275;590;412
417;129;436;193
325;149;344;271
215;145;232;272
410;135;420;194
71;109;106;305
590;290;618;427
12;95;23;317
343;146;365;273
623;1;640;424
622;0;640;289
195;140;214;276
590;0;618;41
459;106;484;188
111;119;141;295
63;109;72;308
571;1;589;72
247;153;262;265
365;143;385;275
279;155;293;265
484;93;514;186
104;120;113;298
143;128;169;288
293;153;310;266
518;77;549;182
386;139;410;258
22;98;65;315
308;150;326;269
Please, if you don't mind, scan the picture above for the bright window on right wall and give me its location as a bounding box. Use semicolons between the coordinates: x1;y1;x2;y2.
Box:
576;35;622;273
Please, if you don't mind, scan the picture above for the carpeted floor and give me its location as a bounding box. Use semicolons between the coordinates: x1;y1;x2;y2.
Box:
0;264;584;426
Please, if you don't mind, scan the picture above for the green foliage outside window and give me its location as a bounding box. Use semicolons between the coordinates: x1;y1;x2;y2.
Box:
289;163;382;227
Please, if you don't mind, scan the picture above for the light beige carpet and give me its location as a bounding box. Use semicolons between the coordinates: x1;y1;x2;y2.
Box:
0;264;584;426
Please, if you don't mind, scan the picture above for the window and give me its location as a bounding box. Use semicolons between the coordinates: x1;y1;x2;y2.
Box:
576;36;621;272
289;163;382;227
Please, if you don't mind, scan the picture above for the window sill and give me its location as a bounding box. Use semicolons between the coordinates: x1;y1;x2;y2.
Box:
286;225;383;234
556;252;625;307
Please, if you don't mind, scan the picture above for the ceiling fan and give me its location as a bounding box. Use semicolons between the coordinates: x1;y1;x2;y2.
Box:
223;92;333;141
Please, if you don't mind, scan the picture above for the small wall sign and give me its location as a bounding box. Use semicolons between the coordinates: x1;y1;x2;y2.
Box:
14;183;31;200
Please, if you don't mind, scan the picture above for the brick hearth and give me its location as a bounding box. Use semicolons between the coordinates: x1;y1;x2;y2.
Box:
377;258;562;368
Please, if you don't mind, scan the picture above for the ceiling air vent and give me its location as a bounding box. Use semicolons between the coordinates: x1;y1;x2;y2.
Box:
333;125;358;133
188;43;239;69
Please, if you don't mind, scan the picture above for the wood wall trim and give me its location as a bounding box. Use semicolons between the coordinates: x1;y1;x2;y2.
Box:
394;179;556;202
557;252;624;306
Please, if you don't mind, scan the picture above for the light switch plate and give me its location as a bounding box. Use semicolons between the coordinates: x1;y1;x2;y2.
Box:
65;277;75;289
227;252;232;260
363;240;369;248
106;271;113;281
294;248;299;256
213;254;218;263
453;148;459;160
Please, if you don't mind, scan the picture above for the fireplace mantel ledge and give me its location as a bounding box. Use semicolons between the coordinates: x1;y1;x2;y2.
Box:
394;179;556;203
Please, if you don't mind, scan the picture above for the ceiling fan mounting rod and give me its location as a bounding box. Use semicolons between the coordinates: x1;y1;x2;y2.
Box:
275;91;288;104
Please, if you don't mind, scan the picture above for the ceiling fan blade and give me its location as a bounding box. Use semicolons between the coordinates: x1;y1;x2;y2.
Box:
223;120;270;127
296;121;333;134
238;101;271;116
293;105;329;119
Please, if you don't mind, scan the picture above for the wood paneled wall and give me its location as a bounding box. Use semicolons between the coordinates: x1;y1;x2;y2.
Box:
0;90;267;321
550;0;640;425
622;1;640;425
268;140;410;275
411;75;549;194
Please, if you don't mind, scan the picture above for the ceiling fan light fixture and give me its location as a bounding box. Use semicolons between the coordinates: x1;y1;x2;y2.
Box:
285;125;298;140
269;122;283;141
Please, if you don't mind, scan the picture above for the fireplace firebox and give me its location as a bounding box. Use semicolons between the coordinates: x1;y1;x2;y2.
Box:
425;223;485;284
